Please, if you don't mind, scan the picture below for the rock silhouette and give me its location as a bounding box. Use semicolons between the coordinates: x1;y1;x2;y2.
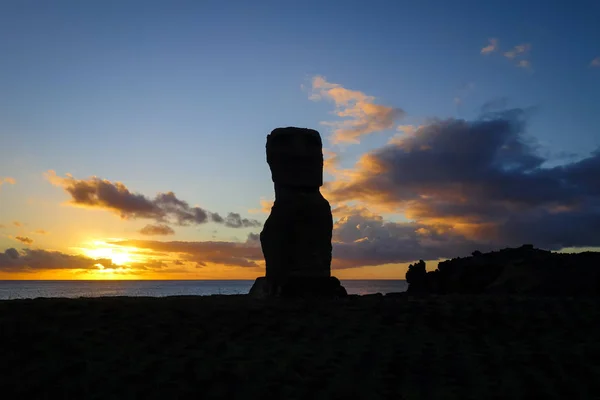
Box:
249;127;347;298
406;244;600;296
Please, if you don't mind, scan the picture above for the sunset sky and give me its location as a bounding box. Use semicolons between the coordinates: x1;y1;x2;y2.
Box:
1;1;600;280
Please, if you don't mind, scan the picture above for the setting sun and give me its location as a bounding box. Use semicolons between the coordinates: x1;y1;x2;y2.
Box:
81;241;140;266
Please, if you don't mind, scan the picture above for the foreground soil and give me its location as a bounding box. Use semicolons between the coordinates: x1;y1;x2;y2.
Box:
1;294;599;399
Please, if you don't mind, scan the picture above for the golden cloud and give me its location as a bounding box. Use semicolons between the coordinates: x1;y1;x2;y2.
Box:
309;76;405;144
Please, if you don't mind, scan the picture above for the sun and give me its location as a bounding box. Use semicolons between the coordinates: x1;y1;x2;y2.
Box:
82;241;136;266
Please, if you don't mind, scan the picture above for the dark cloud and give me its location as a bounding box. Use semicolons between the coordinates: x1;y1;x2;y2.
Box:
209;212;261;228
330;211;489;269
247;232;260;242
110;235;264;269
14;236;33;245
0;248;112;271
139;224;175;236
45;171;261;229
5;248;19;259
221;212;262;228
325;108;600;253
0;248;181;273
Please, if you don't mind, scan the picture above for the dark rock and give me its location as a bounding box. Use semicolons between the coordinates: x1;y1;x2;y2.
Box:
248;277;270;299
361;293;383;298
255;127;347;298
405;260;428;293
385;292;407;298
405;245;600;296
279;276;347;298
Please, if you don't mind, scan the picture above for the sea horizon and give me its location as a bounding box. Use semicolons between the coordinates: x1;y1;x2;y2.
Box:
0;279;408;300
0;278;406;281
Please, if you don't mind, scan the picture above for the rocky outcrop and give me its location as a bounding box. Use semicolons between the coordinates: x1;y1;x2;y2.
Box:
250;127;347;298
406;245;600;296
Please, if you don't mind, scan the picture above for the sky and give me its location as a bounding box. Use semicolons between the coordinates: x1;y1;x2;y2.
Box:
1;0;600;280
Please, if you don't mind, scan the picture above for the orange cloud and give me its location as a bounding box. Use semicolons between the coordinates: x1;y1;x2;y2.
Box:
109;234;264;269
33;229;48;235
248;198;274;215
309;76;404;144
387;125;421;145
331;204;381;219
0;177;16;187
323;148;340;175
12;221;22;227
480;38;498;54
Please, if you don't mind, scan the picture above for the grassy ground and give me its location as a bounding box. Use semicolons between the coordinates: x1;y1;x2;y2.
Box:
0;294;599;399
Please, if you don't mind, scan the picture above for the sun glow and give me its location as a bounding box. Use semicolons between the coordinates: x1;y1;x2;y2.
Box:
81;240;142;266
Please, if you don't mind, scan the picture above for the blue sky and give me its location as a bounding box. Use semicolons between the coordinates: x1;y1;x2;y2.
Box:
1;0;599;278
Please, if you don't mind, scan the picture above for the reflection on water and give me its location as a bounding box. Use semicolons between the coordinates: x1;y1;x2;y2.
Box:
0;280;407;300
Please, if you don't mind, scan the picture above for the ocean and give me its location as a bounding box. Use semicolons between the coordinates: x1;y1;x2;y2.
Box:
0;280;407;300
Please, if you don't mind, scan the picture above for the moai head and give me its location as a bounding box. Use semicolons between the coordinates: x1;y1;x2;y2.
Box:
266;127;324;188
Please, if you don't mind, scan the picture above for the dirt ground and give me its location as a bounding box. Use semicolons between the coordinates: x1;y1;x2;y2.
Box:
1;294;598;399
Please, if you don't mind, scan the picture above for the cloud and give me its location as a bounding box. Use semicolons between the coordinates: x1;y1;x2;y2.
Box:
33;229;48;235
0;246;187;273
504;43;531;59
45;170;261;228
215;212;263;228
0;248;114;271
330;210;485;268
453;82;475;107
14;236;33;245
139;224;175;236
517;60;531;69
248;198;274;215
309;76;405;144
323;148;341;175
247;232;260;243
0;177;16;189
503;43;532;70
481;40;532;70
12;221;22;227
110;233;264;269
590;57;600;67
324;107;600;253
480;38;498;55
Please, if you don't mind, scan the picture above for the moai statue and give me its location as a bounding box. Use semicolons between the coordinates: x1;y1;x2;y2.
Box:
249;127;347;298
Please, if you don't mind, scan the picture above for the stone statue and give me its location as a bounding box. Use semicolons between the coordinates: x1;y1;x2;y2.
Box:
249;127;347;298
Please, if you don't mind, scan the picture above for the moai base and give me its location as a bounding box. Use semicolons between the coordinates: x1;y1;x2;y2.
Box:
249;127;347;298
